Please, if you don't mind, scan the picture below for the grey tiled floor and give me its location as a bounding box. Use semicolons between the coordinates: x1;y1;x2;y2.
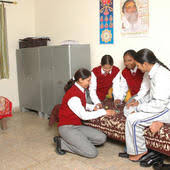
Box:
0;112;169;170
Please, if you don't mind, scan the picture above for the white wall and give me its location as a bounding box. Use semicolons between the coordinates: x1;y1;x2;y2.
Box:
1;0;170;108
0;0;35;109
35;0;170;70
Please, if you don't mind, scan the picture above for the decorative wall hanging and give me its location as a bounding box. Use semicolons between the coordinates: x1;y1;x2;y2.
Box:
100;0;114;44
121;0;149;35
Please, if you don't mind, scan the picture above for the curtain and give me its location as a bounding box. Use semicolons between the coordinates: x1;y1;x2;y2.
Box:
0;3;9;79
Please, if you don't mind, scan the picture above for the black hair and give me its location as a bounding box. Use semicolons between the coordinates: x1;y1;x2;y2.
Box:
123;49;137;59
64;68;91;92
135;48;170;71
122;0;137;13
101;55;114;66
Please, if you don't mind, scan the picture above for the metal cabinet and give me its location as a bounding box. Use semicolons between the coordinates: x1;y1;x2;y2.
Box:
16;44;91;115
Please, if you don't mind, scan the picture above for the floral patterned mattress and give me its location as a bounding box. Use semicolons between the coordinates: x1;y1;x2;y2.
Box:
83;99;170;156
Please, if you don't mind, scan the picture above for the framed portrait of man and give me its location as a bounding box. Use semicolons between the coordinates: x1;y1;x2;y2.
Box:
121;0;149;35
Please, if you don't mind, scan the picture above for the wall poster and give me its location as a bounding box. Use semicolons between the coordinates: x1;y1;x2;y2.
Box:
100;0;114;44
121;0;149;35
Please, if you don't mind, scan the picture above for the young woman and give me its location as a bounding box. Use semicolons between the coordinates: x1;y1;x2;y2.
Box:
114;50;149;158
89;55;120;108
124;49;170;161
54;68;116;158
114;50;149;106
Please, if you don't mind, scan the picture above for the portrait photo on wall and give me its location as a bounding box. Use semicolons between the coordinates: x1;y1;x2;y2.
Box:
121;0;149;35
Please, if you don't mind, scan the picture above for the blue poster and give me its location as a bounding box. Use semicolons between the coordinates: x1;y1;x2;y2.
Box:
100;0;114;44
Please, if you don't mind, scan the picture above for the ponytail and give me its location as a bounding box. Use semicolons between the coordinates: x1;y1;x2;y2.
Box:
136;48;170;71
64;68;91;92
64;79;75;92
155;58;170;71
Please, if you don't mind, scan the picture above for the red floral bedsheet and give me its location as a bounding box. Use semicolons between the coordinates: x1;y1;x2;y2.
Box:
83;99;170;156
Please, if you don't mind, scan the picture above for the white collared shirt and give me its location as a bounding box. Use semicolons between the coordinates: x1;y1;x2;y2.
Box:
122;16;148;33
67;82;106;120
131;66;137;74
114;66;149;101
137;63;170;113
89;67;121;104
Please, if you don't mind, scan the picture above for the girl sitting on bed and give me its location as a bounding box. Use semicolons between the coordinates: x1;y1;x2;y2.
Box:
124;48;170;162
114;50;149;106
89;55;120;108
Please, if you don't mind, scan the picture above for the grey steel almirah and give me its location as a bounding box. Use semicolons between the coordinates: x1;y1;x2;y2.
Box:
16;44;91;115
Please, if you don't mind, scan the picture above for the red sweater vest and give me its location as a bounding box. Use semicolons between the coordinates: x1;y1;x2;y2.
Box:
92;66;120;101
122;68;144;96
58;85;86;127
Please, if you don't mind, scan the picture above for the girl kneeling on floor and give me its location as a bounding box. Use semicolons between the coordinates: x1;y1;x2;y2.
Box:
54;68;116;158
